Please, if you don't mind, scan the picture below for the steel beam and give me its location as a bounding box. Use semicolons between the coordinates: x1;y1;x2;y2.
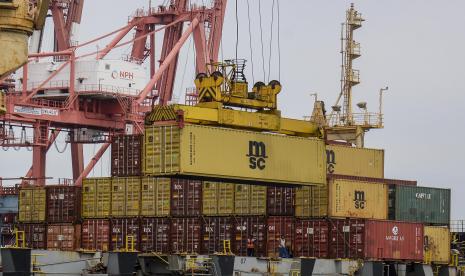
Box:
74;142;111;186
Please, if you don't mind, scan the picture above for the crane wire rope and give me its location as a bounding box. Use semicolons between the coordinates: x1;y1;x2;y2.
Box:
246;0;255;84
258;0;266;81
235;0;239;63
177;36;192;103
267;0;276;83
277;0;281;80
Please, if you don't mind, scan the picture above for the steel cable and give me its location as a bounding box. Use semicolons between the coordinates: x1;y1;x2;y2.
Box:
258;0;266;81
246;0;255;83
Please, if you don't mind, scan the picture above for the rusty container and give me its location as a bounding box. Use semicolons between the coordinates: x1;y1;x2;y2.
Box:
328;218;366;259
81;219;110;251
140;217;171;253
47;224;81;251
294;219;329;258
110;218;140;251
201;217;234;254
111;134;142;176
233;216;267;257
16;223;47;249
170;218;201;254
46;185;82;223
266;216;294;258
326;145;384;178
171;179;202;217
267;187;295;216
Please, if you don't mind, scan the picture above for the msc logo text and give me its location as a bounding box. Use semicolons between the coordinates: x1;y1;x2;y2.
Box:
326;149;336;173
247;141;268;170
354;190;366;209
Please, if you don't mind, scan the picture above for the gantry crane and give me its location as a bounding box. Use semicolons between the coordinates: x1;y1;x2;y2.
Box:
0;0;228;186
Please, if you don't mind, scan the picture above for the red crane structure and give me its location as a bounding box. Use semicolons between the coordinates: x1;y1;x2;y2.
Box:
0;0;227;186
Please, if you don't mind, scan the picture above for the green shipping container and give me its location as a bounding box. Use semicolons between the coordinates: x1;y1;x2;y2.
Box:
389;185;450;225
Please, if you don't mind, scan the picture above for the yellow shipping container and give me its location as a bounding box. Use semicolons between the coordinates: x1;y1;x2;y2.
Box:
111;177;141;217
202;181;234;216
141;177;170;217
295;185;328;217
18;187;46;222
111;178;125;217
328;178;388;219
424;226;450;264
326;145;384;178
82;177;111;218
143;124;326;185
234;184;267;215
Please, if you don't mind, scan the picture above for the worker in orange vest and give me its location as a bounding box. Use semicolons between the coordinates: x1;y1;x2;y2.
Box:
247;235;256;257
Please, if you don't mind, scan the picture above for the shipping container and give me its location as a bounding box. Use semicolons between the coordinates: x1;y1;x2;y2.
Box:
47;224;81;251
267;187;295;216
18;187;46;222
328;219;424;261
1;213;17;224
294;219;329;258
110;218;140;251
295;185;327;217
171;179;202;217
389;185;451;225
201;217;234;254
143;124;326;185
0;224;15;247
111;134;142;176
326;145;384;178
16;223;47;249
46;185;81;223
234;184;267;215
111;177;140;217
141;177;171;217
328;178;388;219
140;217;170;253
81;219;110;251
202;181;234;216
82;178;111;218
266;216;294;258
330;174;417;186
424;226;450;264
170;218;201;254
233;216;267;257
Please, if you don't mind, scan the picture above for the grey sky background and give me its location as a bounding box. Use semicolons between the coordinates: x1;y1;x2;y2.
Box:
1;1;464;218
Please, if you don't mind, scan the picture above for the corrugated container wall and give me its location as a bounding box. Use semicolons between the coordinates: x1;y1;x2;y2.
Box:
111;134;142;176
111;177;141;217
267;187;295;216
202;182;234;216
81;219;110;251
294;219;329;258
82;178;111;218
424;226;450;264
47;224;81;251
295;185;327;217
18;187;46;222
143;124;326;185
329;219;366;259
389;185;451;225
110;218;140;251
170;218;201;254
171;179;202;217
328;178;388;219
46;186;81;223
233;216;267;257
141;177;170;217
326;145;384;178
140;218;170;253
234;184;267;215
16;223;47;249
201;217;234;254
266;216;294;258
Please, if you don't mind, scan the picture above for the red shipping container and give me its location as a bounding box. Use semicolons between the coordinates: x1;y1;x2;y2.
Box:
171;179;202;217
111;135;142;177
47;224;81;251
140;218;170;253
201;217;234;254
1;213;17;224
294;219;329;258
329;219;366;259
267;187;295;216
110;218;140;251
266;216;294;258
46;185;81;223
233;216;267;257
16;223;47;249
171;218;201;254
81;219;110;251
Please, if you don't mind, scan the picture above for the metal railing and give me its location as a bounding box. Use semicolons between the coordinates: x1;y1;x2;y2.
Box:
327;112;383;128
451;220;465;232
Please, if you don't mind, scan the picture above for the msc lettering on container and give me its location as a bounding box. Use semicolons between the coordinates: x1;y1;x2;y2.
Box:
326;149;336;173
247;141;267;170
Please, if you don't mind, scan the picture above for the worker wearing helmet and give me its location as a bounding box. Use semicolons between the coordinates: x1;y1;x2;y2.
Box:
247;235;256;257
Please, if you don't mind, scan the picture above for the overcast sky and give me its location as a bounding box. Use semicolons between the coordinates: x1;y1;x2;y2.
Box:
1;0;464;218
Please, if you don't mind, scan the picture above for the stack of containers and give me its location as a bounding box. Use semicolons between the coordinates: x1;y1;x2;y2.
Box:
17;186;47;249
0;186;19;247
